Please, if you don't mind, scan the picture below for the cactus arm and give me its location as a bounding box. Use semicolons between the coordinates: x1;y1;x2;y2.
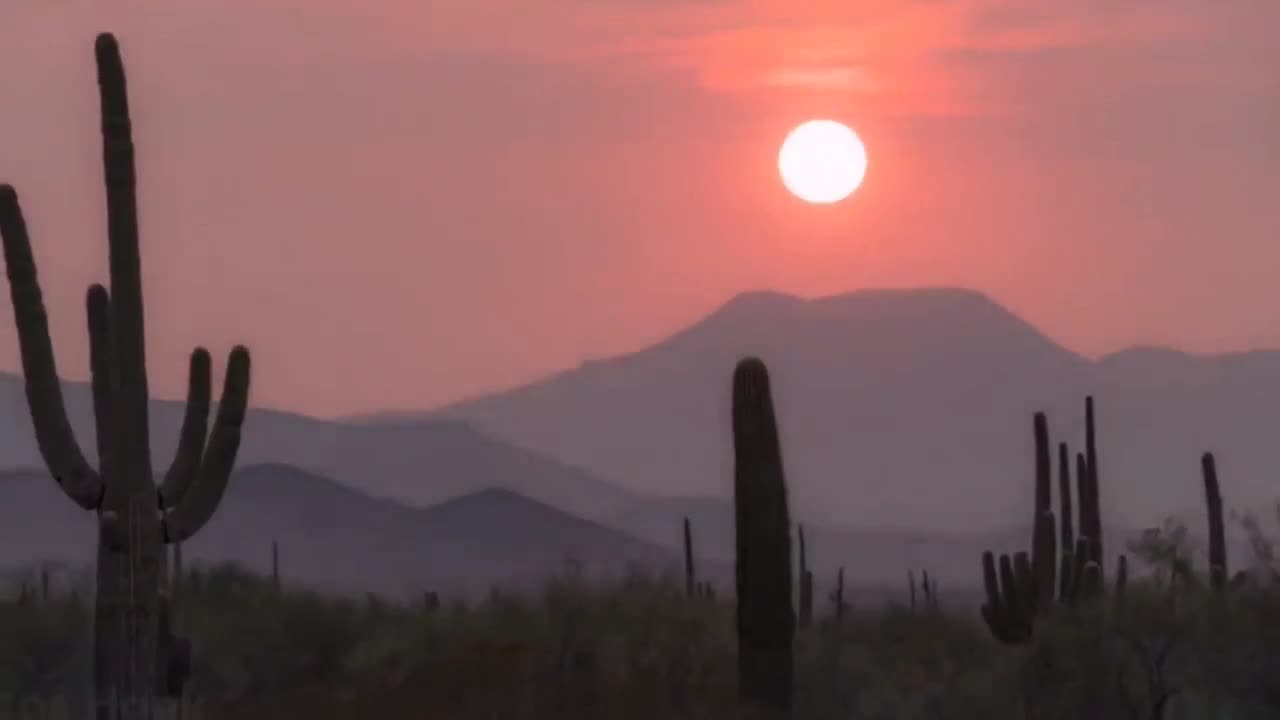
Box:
1058;442;1073;551
0;186;103;509
162;347;250;543
157;349;212;509
85;284;118;528
86;284;112;450
1034;510;1057;610
1030;413;1055;610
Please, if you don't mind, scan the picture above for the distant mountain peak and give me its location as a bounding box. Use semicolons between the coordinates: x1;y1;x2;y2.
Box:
699;286;1035;333
717;286;1005;311
714;289;805;314
420;486;585;521
652;285;1075;371
432;486;535;508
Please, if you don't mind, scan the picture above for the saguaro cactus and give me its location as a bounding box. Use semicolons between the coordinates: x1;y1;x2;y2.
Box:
1057;442;1075;603
797;524;813;627
979;401;1122;644
0;33;251;719
683;517;696;597
980;551;1034;643
1082;396;1104;574
832;567;846;619
732;357;794;718
1202;452;1228;591
1031;412;1057;611
922;569;938;610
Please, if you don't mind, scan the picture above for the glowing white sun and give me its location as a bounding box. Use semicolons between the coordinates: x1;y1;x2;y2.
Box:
778;119;868;204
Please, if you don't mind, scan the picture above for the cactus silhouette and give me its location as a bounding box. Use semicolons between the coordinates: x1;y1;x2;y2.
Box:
0;33;251;719
683;517;696;597
979;398;1124;643
832;567;846;619
1202;452;1228;590
797;524;813;627
732;357;794;717
1057;441;1075;603
921;569;937;610
1031;412;1058;611
1082;396;1104;574
272;540;282;593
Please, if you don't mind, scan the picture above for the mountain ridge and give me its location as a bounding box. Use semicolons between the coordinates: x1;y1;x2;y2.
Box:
0;463;696;598
0;374;635;517
414;287;1280;531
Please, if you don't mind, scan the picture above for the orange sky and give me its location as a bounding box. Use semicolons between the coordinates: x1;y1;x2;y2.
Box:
0;0;1277;417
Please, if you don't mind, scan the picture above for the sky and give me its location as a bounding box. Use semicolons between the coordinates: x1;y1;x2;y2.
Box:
0;0;1277;418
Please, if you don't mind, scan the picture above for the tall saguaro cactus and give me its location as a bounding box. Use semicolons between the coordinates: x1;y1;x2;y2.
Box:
797;524;813;627
1083;396;1104;574
0;33;251;719
1056;442;1076;603
683;517;696;597
1031;412;1057;611
732;357;794;718
1202;452;1228;591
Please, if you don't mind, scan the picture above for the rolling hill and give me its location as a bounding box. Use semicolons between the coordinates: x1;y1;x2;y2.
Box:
0;463;691;599
0;373;634;517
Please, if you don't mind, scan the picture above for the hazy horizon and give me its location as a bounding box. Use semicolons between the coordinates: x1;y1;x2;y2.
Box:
1;1;1277;418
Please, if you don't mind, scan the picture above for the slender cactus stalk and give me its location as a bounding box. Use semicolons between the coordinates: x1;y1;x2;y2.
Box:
0;34;251;719
833;567;846;619
683;517;696;597
732;357;794;718
1031;412;1057;612
1083;396;1104;574
1058;442;1073;550
1114;554;1128;606
1057;442;1075;603
271;540;281;593
1202;452;1227;591
797;524;813;627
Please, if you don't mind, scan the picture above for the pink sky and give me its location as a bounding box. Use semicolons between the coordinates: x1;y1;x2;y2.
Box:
0;0;1277;418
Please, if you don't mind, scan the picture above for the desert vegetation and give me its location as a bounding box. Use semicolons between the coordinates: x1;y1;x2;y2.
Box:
1;31;1279;720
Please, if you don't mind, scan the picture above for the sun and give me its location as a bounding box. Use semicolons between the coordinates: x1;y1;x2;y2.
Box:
778;119;868;204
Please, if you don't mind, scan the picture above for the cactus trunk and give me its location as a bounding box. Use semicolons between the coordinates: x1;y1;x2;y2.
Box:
797;524;812;627
1031;413;1056;612
1202;452;1227;590
1083;397;1104;573
833;567;845;619
1057;443;1073;553
732;357;794;717
683;517;695;597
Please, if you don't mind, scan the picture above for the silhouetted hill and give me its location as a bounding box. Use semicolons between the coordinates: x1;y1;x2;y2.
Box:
0;464;688;598
404;287;1280;531
0;373;634;517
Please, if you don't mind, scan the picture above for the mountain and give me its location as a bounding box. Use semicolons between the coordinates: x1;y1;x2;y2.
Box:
411;287;1280;531
0;374;634;517
3;461;1257;598
0;464;690;598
